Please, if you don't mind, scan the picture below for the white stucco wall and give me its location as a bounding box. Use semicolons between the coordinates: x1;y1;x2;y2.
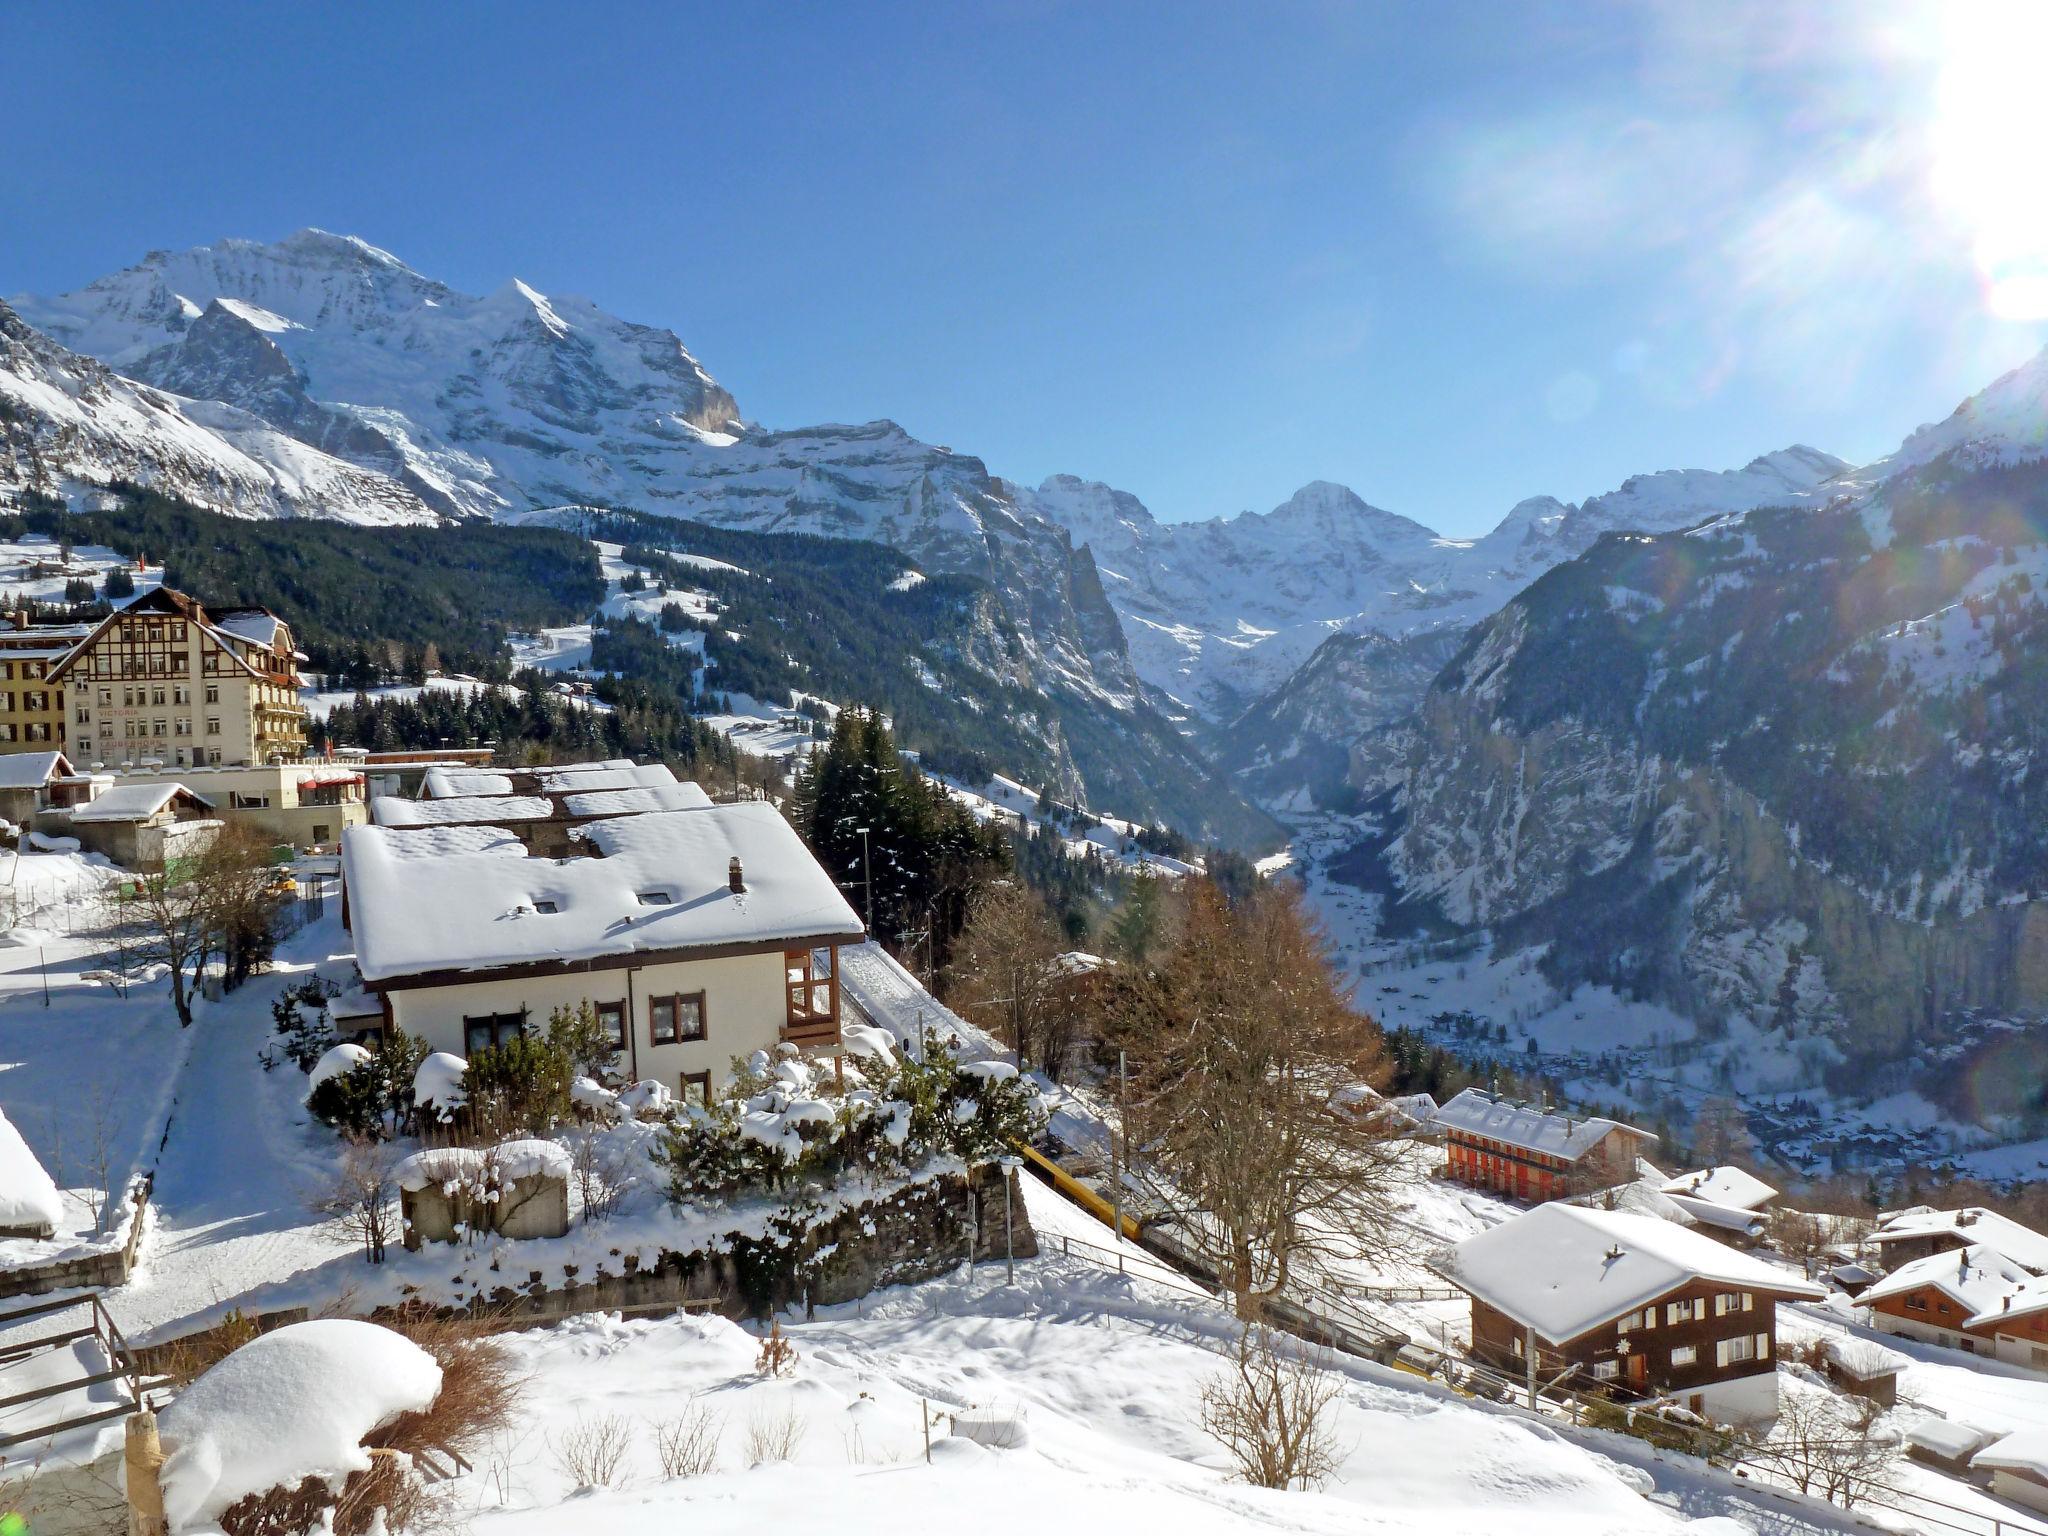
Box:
384;948;798;1093
1691;1368;1781;1426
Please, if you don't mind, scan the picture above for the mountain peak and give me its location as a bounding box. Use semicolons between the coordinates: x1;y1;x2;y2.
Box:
1880;344;2048;477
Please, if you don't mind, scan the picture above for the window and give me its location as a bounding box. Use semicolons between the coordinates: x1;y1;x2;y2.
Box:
205;684;220;705
531;899;559;914
1669;1345;1697;1368
649;992;706;1045
206;717;221;736
1905;1294;1928;1312
785;947;837;1029
1712;1292;1753;1317
1592;1359;1620;1380
463;1011;526;1054
596;1000;626;1049
637;890;673;906
150;687;165;706
174;685;189;705
1714;1335;1756;1367
175;719;191;736
1666;1299;1698;1325
1510;1334;1524;1359
98;688;111;705
311;824;331;844
680;1071;711;1109
75;707;89;725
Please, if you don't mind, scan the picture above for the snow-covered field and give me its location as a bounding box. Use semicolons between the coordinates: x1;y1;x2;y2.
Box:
0;533;162;608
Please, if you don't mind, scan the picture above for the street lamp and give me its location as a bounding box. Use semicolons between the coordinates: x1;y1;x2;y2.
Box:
855;825;874;934
998;1155;1023;1284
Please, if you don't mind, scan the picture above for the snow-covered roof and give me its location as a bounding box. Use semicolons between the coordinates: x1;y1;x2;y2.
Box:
373;793;555;827
211;609;286;649
532;762;677;795
1823;1336;1909;1379
1429;1202;1823;1345
1909;1417;1995;1460
342;801;865;984
561;781;711;817
1857;1243;2030;1319
421;767;514;798
1429;1086;1652;1161
0;1104;65;1233
1974;1428;2048;1480
394;1137;570;1192
1659;1166;1776;1211
325;988;382;1021
1872;1207;2048;1273
69;780;212;822
0;749;71;788
1663;1193;1768;1236
158;1320;440;1529
366;823;529;861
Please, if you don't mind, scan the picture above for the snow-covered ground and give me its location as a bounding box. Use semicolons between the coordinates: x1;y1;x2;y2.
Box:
431;1207;1859;1536
299;674;518;720
0;533;162;608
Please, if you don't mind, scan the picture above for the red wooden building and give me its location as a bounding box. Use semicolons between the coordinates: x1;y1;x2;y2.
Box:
1430;1087;1653;1202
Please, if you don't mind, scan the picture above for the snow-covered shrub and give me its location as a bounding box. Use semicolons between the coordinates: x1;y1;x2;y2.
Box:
658;1044;1044;1203
308;1058;390;1138
271;977;336;1072
307;1029;428;1139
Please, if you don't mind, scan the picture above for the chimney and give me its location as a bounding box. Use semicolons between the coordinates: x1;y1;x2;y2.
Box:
728;856;745;894
1960;1209;1978;1227
10;609;24;631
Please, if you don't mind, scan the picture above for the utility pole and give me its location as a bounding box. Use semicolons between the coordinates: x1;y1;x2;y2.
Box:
856;824;874;934
1112;1048;1127;1273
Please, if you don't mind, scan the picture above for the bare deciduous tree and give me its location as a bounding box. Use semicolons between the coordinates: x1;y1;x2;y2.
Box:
1745;1392;1900;1510
315;1135;399;1264
944;879;1070;1078
1199;1325;1346;1491
1113;880;1406;1317
551;1412;632;1488
570;1127;627;1224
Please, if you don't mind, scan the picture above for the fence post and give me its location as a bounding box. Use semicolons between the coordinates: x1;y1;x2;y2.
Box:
126;1409;167;1536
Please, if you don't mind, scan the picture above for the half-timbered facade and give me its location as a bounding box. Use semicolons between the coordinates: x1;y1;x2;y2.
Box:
44;588;307;767
1431;1202;1823;1424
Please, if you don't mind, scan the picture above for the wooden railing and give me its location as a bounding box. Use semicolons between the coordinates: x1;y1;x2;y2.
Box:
0;1291;162;1453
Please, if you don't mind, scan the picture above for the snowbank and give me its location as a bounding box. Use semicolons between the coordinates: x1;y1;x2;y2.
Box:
0;1104;65;1234
307;1042;372;1093
158;1319;441;1531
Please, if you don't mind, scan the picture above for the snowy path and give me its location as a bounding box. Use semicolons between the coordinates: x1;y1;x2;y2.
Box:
104;914;359;1342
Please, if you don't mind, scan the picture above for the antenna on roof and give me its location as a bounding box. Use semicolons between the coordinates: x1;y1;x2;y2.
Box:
1604;1244;1624;1263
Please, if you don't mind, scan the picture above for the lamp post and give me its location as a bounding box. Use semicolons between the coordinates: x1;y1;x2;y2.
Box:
855;825;874;934
998;1155;1022;1284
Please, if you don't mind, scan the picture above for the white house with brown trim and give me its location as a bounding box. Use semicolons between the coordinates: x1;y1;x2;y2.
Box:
340;801;864;1105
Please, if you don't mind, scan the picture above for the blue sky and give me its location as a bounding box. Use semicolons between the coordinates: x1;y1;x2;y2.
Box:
8;1;2046;536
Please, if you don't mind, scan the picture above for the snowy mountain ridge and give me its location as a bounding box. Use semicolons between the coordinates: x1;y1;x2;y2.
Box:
1018;443;1851;723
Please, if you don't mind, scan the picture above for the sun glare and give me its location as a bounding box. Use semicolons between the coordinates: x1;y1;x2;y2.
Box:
1932;0;2048;319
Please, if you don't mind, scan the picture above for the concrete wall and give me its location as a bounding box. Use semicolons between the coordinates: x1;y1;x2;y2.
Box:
52;813;220;872
387;949;795;1090
402;1171;569;1247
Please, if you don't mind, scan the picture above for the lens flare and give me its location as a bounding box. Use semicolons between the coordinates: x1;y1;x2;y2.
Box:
1932;0;2048;319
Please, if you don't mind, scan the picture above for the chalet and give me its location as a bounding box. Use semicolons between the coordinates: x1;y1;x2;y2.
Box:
1870;1206;2048;1276
1429;1202;1824;1424
340;800;865;1106
1659;1165;1778;1246
1430;1087;1653;1201
1855;1244;2034;1358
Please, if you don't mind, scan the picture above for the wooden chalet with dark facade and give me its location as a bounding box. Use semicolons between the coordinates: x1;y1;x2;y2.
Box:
1430;1087;1653;1202
1431;1202;1823;1424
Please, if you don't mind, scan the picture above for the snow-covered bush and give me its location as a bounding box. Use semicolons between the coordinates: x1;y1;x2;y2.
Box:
658;1043;1043;1203
307;1028;428;1139
271;977;337;1072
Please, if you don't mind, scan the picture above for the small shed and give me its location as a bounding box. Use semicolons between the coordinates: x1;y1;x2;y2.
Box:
1828;1260;1879;1297
0;750;75;827
1822;1335;1907;1407
56;781;219;870
395;1140;570;1248
1908;1416;1995;1474
1974;1429;2048;1512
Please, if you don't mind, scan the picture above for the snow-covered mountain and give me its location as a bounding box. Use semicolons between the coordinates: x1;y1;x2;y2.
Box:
3;232;1277;845
1019;447;1848;723
1381;342;2048;1091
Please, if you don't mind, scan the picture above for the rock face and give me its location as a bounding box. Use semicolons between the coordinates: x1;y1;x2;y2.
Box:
1386;350;2048;1081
